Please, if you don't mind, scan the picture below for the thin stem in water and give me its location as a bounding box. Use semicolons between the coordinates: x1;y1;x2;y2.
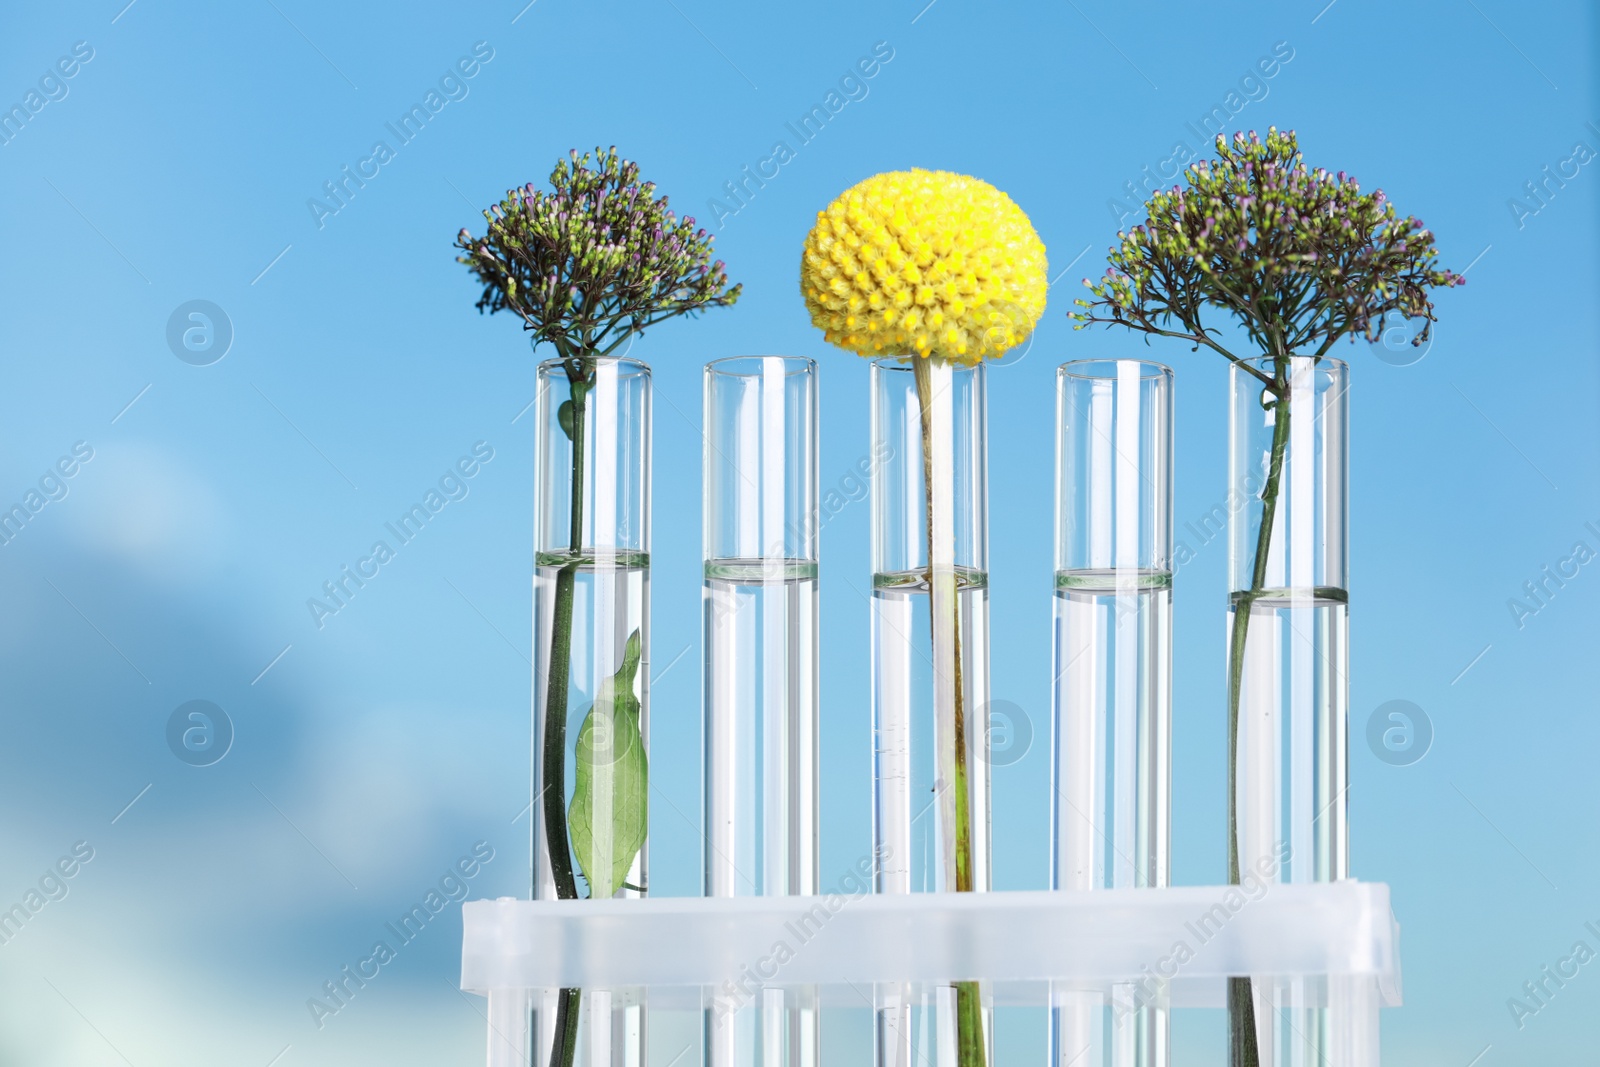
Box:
911;356;986;1067
543;360;592;1067
1226;358;1290;1067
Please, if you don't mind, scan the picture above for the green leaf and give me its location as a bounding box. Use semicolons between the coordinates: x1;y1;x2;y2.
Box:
567;629;647;900
557;399;575;441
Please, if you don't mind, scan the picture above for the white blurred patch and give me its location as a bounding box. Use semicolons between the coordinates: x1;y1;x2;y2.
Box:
293;700;524;884
0;926;483;1065
58;441;227;579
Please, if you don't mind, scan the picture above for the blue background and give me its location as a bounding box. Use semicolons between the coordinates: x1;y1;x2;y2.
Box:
0;0;1596;1063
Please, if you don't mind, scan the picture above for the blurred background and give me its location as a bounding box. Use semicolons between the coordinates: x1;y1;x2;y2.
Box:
0;0;1595;1063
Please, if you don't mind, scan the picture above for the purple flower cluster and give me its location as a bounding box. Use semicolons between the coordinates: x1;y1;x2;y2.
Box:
1071;128;1464;370
455;147;740;360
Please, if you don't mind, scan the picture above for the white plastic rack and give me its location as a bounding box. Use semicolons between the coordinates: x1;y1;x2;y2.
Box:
461;880;1400;1066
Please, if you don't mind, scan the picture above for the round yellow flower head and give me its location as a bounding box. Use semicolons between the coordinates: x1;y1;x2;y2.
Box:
801;169;1047;365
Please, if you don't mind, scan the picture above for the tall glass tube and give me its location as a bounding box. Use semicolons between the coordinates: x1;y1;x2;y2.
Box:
870;358;991;1067
1050;360;1173;1067
532;355;651;1067
702;356;820;1067
1226;355;1348;1067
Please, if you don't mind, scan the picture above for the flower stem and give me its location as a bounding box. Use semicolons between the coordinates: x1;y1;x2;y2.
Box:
911;356;986;1067
1226;358;1290;1067
542;360;592;1067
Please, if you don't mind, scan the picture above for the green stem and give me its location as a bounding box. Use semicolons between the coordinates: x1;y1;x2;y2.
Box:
549;989;580;1067
1226;358;1290;1067
911;356;986;1067
546;558;582;1067
543;359;592;1067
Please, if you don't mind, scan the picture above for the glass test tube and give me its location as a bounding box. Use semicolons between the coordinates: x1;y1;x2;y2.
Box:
1051;359;1173;1067
703;355;820;1067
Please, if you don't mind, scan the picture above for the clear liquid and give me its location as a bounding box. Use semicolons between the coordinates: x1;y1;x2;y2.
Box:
1229;588;1349;1067
703;558;820;1067
1051;570;1171;1067
532;550;650;1067
871;567;992;1067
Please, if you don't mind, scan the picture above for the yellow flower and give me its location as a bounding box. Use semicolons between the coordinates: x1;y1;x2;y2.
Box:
800;169;1047;365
